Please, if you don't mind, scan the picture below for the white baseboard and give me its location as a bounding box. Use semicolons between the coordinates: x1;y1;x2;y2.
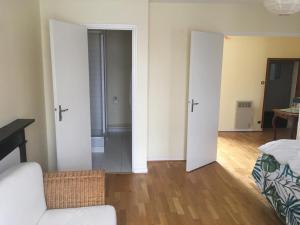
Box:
218;128;262;132
133;167;148;173
147;156;185;161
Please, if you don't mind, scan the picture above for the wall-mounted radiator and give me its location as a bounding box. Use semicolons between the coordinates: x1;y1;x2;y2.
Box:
235;101;253;130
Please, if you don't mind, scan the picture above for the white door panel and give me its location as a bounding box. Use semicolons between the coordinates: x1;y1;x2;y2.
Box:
50;20;92;170
186;32;224;172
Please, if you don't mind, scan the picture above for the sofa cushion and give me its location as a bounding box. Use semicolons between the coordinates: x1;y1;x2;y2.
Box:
0;162;47;225
38;205;116;225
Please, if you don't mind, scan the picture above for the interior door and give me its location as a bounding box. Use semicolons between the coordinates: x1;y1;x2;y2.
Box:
50;20;92;170
186;32;224;172
264;60;294;110
263;60;295;128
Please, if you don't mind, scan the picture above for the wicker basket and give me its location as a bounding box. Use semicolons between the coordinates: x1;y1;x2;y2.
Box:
43;170;105;209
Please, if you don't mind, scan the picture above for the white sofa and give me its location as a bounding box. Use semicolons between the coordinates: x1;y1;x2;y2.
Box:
0;162;116;225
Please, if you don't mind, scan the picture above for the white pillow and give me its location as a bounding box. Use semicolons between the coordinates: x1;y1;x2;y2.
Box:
288;151;300;176
258;139;300;164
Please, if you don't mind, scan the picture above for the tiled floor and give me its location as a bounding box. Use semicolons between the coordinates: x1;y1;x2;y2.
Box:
92;131;132;173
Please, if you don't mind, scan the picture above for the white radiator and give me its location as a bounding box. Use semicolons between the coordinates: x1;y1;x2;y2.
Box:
235;101;253;130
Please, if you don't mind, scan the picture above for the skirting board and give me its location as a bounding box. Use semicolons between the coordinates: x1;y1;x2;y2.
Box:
218;128;263;132
147;156;185;161
133;167;148;173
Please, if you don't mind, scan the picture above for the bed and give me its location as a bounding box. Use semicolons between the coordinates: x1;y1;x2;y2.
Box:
252;154;300;225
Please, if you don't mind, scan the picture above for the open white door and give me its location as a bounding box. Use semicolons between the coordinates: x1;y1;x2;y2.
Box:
186;32;224;172
50;20;92;170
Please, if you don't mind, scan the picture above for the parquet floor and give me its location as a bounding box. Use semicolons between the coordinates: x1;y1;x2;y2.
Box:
106;130;290;225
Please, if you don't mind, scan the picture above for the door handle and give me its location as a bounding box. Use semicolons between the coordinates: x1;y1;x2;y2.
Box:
58;105;69;121
191;99;199;112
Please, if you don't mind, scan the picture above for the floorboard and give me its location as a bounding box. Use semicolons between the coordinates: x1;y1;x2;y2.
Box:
106;129;290;225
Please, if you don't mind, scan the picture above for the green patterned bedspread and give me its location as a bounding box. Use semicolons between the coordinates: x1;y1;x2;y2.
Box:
252;154;300;225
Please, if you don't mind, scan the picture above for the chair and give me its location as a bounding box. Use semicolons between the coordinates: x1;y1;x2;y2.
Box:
0;162;116;225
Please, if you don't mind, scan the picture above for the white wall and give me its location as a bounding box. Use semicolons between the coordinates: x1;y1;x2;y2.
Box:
0;0;46;170
220;36;300;131
39;0;149;171
148;2;300;160
106;30;132;129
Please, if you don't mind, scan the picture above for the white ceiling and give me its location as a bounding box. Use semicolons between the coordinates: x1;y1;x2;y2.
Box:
150;0;264;3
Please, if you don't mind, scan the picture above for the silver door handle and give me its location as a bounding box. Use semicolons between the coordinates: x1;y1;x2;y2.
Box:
59;105;69;121
191;99;199;112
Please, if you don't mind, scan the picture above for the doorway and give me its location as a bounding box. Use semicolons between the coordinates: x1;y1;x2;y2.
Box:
262;59;300;129
50;20;144;172
88;29;132;173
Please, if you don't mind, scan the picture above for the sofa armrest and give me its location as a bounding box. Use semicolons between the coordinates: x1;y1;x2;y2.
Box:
43;170;105;209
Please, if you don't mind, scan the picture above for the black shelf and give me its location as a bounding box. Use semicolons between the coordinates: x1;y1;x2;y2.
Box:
0;119;35;162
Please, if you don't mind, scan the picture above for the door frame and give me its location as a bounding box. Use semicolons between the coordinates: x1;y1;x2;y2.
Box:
261;58;300;129
85;23;139;173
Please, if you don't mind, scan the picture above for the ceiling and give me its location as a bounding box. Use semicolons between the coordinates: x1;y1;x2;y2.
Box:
150;0;264;3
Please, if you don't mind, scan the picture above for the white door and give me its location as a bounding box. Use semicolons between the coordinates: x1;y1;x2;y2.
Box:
50;20;92;170
186;32;224;172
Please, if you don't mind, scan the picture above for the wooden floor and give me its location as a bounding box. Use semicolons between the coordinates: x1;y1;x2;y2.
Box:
106;130;290;225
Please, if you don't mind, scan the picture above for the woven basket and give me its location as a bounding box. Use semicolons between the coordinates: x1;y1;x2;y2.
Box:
44;170;105;209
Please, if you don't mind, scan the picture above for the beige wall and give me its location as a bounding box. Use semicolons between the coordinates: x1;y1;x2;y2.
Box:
0;0;46;169
148;2;300;160
220;36;300;131
39;0;149;170
106;30;132;128
3;0;300;171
